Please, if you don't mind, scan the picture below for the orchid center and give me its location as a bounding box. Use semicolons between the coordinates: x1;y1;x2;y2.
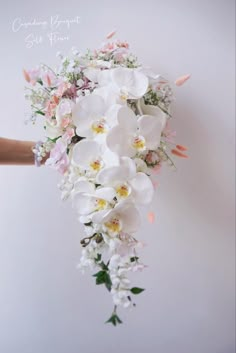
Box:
132;135;146;151
119;88;129;101
89;159;102;172
116;184;130;199
94;198;107;211
104;217;122;235
91;118;107;134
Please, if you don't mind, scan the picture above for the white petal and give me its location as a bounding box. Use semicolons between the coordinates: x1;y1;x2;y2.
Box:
97;69;112;86
73;180;95;194
140;99;166;129
96;165;127;186
106;126;135;157
72;94;105;124
95;187;116;202
44;122;63;139
117;106;137;132
112;67;148;98
91;209;112;224
129;172;154;204
105;104;122;128
138;115;163;149
73;192;95;215
83;68;101;82
72;140;100;168
119;203;141;233
119;157;137;180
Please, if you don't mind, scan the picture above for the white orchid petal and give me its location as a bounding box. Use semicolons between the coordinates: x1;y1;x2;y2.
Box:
72;140;100;168
140;99;166;129
119;203;141;233
119;157;137;180
83;68;100;82
73;192;95;215
105;104;122;127
117;106;137;132
91;209;112;224
96;165;127;186
72;94;105;125
112;67;148;98
95;187;116;202
106;126;135;157
73;180;95;194
129;172;154;204
138;115;163;149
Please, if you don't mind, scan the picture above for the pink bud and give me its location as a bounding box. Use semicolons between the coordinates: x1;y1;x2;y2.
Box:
106;30;116;39
175;74;191;86
147;212;155;224
46;74;52;87
23;69;31;83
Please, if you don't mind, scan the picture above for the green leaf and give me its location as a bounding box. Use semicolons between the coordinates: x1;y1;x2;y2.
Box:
84;221;92;226
94;253;102;262
130;287;145;295
35;110;45;116
105;314;123;326
130;256;139;263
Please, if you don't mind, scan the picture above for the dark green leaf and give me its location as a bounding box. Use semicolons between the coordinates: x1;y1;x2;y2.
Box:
130;256;139;263
94;254;102;262
130;287;145;295
35;110;45;116
84;221;92;226
105;314;122;326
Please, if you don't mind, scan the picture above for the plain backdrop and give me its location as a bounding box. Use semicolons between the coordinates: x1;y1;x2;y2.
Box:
0;0;235;352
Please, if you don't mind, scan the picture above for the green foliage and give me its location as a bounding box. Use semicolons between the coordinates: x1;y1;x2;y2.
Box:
130;287;145;294
105;313;123;326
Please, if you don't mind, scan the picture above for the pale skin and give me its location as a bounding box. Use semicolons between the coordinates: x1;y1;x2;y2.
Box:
0;137;48;165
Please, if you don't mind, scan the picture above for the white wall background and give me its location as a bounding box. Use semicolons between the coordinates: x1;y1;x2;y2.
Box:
0;0;235;352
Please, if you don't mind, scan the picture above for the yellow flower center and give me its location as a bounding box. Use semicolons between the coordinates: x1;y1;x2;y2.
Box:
95;198;107;211
91;119;107;134
132;136;146;151
90;159;102;172
116;184;130;198
104;218;121;234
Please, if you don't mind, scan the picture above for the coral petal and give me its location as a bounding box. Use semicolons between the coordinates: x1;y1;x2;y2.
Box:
147;212;155;224
106;30;116;39
175;74;191;86
23;69;30;83
176;144;188;151
171;149;189;158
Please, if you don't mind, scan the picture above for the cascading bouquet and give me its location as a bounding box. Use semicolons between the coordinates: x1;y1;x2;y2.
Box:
24;31;189;326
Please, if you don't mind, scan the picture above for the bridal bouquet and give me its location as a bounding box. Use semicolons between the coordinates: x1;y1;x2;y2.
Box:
24;31;189;326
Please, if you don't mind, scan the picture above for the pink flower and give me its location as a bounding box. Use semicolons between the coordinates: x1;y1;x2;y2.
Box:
62;128;75;143
145;151;160;165
41;71;58;87
23;67;41;85
45;99;57;119
46;139;69;174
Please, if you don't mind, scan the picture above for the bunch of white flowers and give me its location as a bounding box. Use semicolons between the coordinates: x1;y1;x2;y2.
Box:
24;32;189;325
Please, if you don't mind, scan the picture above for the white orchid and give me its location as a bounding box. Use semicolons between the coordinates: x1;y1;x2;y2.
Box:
72;139;119;177
93;67;149;105
72;93;121;141
91;201;141;237
73;180;116;216
96;156;154;205
106;105;164;157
